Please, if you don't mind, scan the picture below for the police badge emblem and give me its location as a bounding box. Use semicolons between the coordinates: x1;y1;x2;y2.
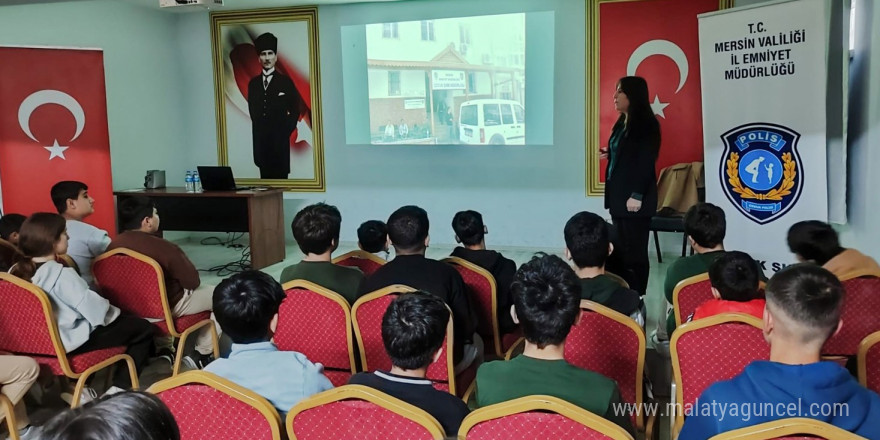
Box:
720;123;803;225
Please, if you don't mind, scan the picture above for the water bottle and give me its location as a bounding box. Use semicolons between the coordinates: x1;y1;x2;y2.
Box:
185;171;194;192
193;171;202;192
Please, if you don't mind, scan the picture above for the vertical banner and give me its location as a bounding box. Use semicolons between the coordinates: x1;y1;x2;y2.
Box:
0;47;115;235
587;0;729;196
699;0;829;275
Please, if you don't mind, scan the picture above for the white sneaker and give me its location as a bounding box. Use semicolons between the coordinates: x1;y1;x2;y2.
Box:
102;386;126;396
60;387;98;406
181;355;198;371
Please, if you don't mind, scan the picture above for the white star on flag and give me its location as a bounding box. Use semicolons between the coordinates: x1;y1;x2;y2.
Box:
651;95;670;119
44;139;69;160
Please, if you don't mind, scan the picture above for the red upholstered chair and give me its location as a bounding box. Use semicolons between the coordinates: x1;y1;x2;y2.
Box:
822;269;880;357
671;313;769;437
458;395;634;440
564;300;654;437
149;371;282;440
707;417;861;440
0;273;138;407
277;280;356;387
92;248;219;376
442;257;521;358
287;385;445;440
673;273;712;327
332;250;385;277
858;330;880;394
352;286;476;397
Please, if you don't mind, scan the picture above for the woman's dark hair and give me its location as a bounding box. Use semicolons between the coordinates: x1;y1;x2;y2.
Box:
616;76;660;142
9;212;66;282
39;391;180;440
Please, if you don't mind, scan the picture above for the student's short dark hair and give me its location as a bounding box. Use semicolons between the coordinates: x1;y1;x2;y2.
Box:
118;197;156;231
452;210;484;246
291;203;341;255
387;205;429;252
212;270;286;344
684;203;726;248
708;251;761;302
765;264;842;342
0;213;26;241
382;292;449;370
786;220;843;265
511;253;581;348
564;211;609;268
50;181;88;214
39;391;180;440
357;220;387;253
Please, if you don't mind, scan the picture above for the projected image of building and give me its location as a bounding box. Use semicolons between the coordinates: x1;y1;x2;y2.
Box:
365;13;525;144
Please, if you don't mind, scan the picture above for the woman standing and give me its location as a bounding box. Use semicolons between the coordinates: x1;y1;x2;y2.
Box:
601;76;660;295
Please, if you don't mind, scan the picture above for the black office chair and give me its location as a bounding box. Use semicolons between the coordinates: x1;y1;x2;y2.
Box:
650;188;705;263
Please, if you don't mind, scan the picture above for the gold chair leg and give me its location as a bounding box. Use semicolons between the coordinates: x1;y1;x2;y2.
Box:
70;354;139;408
172;319;218;376
0;395;20;440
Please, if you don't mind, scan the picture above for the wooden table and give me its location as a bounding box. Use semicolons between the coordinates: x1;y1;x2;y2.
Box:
113;187;285;270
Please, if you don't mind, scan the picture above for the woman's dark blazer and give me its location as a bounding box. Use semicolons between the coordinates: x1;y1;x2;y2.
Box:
604;118;661;218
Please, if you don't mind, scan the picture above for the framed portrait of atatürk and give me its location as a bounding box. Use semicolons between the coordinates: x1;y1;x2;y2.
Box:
211;7;325;191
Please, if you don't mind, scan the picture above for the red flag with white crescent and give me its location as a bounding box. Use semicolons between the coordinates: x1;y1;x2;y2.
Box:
0;47;115;235
598;0;723;182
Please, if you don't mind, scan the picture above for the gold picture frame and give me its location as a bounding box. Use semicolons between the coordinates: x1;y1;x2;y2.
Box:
211;7;325;191
585;0;733;196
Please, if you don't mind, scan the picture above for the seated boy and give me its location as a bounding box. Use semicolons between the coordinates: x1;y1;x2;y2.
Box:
0;213;25;271
108;196;216;366
787;220;880;277
51;181;111;288
690;251;765;322
564;211;644;326
0;213;25;245
280;203;364;304
662;203;727;337
357;220;390;260
679;264;880;439
205;271;333;416
474;253;634;435
348;292;469;436
359;205;479;374
450;210;517;334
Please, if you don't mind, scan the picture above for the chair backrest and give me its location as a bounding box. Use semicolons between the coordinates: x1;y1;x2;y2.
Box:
673;273;712;326
332;250;385;277
57;254;80;274
858;330;880;394
671;313;769;437
605;271;630;289
0;273;66;358
442;257;502;356
351;286;458;394
822;271;880;356
149;371;282;440
459;395;634;440
564;300;645;429
707;417;865;440
92;248;168;321
277;280;356;386
288;385;444;440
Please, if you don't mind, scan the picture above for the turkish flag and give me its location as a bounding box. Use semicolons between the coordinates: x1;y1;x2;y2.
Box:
598;0;722;182
0;47;115;235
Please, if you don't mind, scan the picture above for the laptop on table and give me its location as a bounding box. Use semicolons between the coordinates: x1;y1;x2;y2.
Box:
197;166;250;191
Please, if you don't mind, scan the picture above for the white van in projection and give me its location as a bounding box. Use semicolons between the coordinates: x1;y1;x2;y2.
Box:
458;99;525;145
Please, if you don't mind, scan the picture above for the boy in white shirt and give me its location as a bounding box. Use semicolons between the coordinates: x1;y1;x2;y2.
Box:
50;181;110;288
